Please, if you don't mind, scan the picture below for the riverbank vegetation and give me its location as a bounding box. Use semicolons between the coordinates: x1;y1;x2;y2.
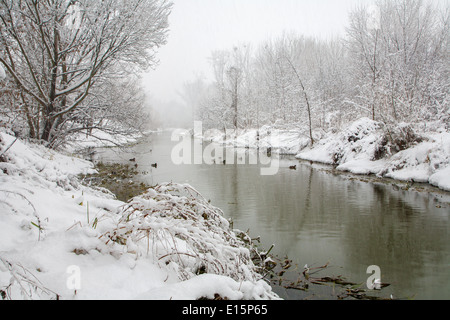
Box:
0;131;280;299
3;0;280;301
1;0;448;301
1;130;400;300
201;117;450;191
184;0;449;190
188;0;448;133
80;162;150;202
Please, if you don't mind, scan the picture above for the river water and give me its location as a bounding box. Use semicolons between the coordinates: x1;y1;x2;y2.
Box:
93;132;450;300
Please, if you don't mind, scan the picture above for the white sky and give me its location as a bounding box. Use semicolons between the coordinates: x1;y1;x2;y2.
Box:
143;0;370;105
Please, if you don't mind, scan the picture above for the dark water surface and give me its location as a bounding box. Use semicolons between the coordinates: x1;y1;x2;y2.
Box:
93;132;450;300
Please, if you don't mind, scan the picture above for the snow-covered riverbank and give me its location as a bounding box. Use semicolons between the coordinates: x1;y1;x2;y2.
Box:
202;118;450;192
0;131;278;300
297;118;450;191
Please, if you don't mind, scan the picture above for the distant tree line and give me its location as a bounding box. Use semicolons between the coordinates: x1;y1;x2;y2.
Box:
184;0;449;144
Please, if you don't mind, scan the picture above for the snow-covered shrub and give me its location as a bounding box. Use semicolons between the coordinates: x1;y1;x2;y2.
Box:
299;118;430;167
378;131;450;185
0;132;278;300
383;123;424;153
101;183;275;298
329;118;388;164
0;257;59;300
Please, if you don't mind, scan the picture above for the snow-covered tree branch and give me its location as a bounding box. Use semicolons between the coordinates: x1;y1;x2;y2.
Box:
185;0;448;147
0;0;172;147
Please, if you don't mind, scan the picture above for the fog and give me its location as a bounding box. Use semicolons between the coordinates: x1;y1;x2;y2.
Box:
141;0;375;129
143;0;447;129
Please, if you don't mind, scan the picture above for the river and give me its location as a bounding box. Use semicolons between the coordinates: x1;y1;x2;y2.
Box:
92;131;450;300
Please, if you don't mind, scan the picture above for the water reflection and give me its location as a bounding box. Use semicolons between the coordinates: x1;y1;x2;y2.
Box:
94;132;450;300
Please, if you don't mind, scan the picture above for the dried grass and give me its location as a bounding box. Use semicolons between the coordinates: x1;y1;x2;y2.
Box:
101;183;263;283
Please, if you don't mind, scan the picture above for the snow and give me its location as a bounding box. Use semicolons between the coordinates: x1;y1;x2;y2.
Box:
298;118;450;189
0;65;6;80
0;131;279;300
203;126;310;155
337;158;387;175
137;274;274;300
429;167;450;191
202;117;450;191
297;118;388;166
1;116;448;300
63;129;140;153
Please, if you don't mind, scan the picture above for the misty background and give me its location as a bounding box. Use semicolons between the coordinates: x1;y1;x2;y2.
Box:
142;0;448;129
143;0;366;128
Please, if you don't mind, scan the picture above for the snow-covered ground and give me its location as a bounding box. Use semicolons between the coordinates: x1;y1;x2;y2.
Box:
0;131;278;300
63;129;140;154
202;126;310;156
202;118;450;191
297;118;450;191
2;116;448;300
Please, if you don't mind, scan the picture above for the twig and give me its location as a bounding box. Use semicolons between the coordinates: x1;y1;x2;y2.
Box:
158;252;198;261
0;190;42;240
0;137;18;158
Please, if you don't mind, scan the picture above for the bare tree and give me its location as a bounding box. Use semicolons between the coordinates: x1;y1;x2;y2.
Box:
346;0;449;124
256;35;298;123
346;4;383;121
204;44;251;131
227;65;241;130
284;54;314;146
187;0;448;140
0;0;172;147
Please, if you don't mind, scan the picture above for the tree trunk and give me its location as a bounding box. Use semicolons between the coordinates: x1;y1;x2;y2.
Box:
232;88;238;129
41;114;55;142
42;25;59;143
285;55;314;146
